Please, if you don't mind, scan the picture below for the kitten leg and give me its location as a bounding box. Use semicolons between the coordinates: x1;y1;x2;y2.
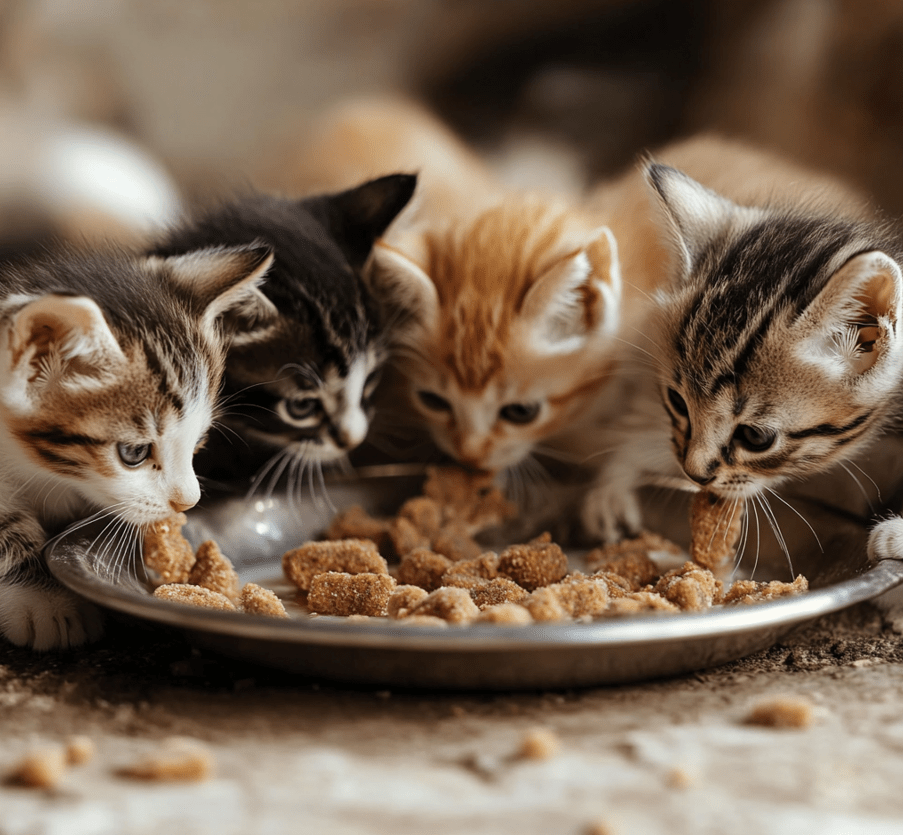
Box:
0;514;104;651
580;462;644;543
868;515;903;633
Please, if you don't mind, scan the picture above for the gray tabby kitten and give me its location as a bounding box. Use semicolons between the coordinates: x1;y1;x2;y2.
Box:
150;174;417;488
0;243;272;649
583;152;903;544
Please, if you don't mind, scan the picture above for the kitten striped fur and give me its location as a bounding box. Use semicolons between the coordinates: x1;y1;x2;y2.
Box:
583;136;903;542
0;243;272;649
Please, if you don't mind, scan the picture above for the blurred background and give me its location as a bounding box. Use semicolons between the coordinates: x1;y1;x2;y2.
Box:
2;0;902;253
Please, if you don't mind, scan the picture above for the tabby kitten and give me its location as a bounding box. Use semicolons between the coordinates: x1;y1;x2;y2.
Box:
0;243;273;649
150;174;416;485
582;144;903;543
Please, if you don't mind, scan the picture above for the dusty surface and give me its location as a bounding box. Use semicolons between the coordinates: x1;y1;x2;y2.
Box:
2;604;903;834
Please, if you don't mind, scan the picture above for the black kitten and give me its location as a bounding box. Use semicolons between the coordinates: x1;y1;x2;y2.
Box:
150;174;417;485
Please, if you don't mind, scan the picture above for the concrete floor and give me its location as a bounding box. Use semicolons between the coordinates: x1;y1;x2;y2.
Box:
2;603;903;835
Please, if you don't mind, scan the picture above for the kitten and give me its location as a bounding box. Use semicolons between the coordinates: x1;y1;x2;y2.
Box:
149;174;417;486
0;242;273;649
282;97;626;494
581;135;903;544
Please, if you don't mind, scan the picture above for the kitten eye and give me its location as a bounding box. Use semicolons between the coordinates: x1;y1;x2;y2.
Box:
286;397;320;420
117;442;151;467
666;388;689;417
416;390;452;412
735;425;777;452
499;402;540;425
364;369;381;393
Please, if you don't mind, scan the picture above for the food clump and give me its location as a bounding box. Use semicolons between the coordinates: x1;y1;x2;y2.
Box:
307;572;397;617
689;491;744;570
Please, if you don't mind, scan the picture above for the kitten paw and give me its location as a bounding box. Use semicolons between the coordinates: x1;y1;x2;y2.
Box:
0;583;104;651
868;516;903;562
580;482;642;543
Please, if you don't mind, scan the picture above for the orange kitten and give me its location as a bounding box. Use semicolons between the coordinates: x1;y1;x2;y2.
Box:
285;97;625;483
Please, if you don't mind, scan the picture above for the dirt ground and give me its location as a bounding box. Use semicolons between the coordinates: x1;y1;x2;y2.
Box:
2;601;903;835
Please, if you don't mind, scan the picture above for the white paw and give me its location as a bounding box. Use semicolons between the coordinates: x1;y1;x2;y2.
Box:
868;516;903;562
580;482;642;543
0;583;104;651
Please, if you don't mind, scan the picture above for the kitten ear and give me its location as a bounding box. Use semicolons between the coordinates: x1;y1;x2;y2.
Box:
9;294;125;381
368;242;439;332
645;163;737;277
147;243;275;336
324;174;418;269
520;226;621;354
798;250;903;379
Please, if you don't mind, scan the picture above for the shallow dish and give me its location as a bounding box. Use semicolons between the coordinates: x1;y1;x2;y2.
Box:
46;463;903;690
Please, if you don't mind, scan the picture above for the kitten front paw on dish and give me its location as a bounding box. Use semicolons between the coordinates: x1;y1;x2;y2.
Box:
580;481;642;544
0;583;103;651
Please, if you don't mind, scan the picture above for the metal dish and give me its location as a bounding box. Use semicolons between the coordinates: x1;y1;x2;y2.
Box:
46;460;903;690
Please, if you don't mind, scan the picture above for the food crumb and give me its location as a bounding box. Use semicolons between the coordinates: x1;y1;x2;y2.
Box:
120;737;214;781
153;584;237;611
282;539;388;592
387;584;430;619
516;727;561;761
239;583;289;618
143;513;196;584
65;736;96;766
307;572;397;617
407;586;480;624
475;603;533;625
666;766;694;789
8;745;68;788
744;696;814;729
497;541;568;591
188;540;240;602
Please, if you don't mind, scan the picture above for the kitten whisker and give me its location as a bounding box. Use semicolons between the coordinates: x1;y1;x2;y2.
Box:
838;461;878;513
755;494;795;579
762;487;823;553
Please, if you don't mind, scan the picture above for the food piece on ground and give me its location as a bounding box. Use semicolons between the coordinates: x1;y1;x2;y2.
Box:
516;727;561;760
524;587;567;622
654;561;722;612
605;591;680;615
326;505;392;552
282;539;388;591
307;572;397;617
497;541;569;591
9;745;68;788
65;736;95;766
239;583;289;618
396;548;453;591
188;540;240;602
585;532;674;588
143;513;195;584
387;585;430;619
475;603;533;625
723;575;809;605
120;737;213;781
442;574;529;609
689;491;744;570
407;586;480;624
744;696;814;729
153;584;236;611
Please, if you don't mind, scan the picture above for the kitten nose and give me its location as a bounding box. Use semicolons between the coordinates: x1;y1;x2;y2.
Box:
684;469;716;486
